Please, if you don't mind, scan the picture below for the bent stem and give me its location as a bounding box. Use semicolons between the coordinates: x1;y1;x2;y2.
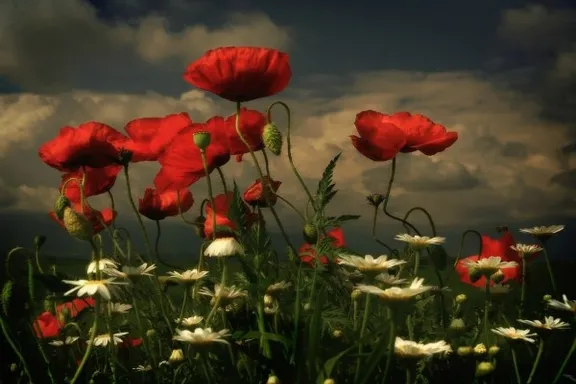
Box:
371;205;395;253
445;229;483;285
0;316;33;382
519;257;527;319
216;167;229;195
69;298;101;384
154;220;183;270
540;241;557;294
527;338;545;384
205;263;228;326
483;278;491;342
381;307;397;384
552;335;576;384
510;346;522;384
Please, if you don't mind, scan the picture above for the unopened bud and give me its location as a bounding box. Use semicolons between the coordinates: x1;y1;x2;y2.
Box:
169;348;184;364
62;207;93;241
332;329;343;338
303;303;312;312
488;345;500;357
456;346;473;356
473;343;487;356
543;294;552;302
475;361;496;377
302;223;318;244
351;289;362;300
366;193;385;208
193;131;211;150
10;363;17;372
323;379;335;384
43;299;56;314
490;270;505;284
57;311;67;324
266;375;280;384
264;294;274;306
146;329;157;338
34;235;47;248
455;294;467;304
54;195;71;220
449;318;466;332
262;123;283;156
117;148;133;165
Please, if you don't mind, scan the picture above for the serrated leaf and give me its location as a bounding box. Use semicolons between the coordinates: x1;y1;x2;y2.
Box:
317;345;356;383
428;244;449;271
315;153;342;210
228;182;247;232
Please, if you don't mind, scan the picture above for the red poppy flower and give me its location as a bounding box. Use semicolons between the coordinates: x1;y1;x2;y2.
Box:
124;113;193;162
120;337;143;348
203;192;256;239
138;188;194;221
455;231;521;287
244;177;281;207
34;298;95;338
350;110;408;162
60;166;121;203
183;46;292;102
299;227;345;267
225;108;266;161
56;298;96;317
39;122;127;172
154;118;231;192
381;112;458;155
49;203;116;235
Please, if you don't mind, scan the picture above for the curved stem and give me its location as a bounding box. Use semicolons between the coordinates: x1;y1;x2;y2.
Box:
0;316;33;382
371;205;395;254
69;298;101;384
5;246;33;279
261;148;272;177
540;242;557;294
402;206;437;236
177;191;197;226
155;220;183;270
236;101;297;255
275;193;306;221
381;307;397;384
107;190;116;229
445;229;483;285
354;295;372;382
205;263;227;325
510;346;523;384
527;338;545;384
34;244;44;274
266;100;316;212
216;167;229;195
552;335;576;384
381;158;419;234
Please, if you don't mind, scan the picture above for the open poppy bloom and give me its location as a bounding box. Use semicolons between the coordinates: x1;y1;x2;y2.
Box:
203;192;257;239
183;46;292;102
225;108;267;161
123;113;193;162
243;177;281;207
34;298;95;338
379;111;458;155
455;231;521;287
49;203;116;235
138;188;194;221
60;165;121;202
39;122;127;172
350;110;408;161
154;117;231;192
299;227;345;267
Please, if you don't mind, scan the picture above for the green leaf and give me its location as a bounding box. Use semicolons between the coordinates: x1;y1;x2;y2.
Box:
315;152;342;210
317;345;356;384
228;182;247;233
428;244;449;271
231;331;292;348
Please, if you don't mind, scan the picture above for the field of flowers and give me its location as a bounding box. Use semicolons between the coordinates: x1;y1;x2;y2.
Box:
1;46;575;384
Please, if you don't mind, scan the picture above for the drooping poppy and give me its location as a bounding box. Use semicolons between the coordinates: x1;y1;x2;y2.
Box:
455;231;521;288
350;110;408;162
123;113;193;162
243;177;281;207
138;188;194;221
49;203;116;235
183;46;292;102
39;122;127;172
380;112;458;155
203;192;256;239
60;165;122;203
154;118;231;192
299;227;346;267
224;108;267;161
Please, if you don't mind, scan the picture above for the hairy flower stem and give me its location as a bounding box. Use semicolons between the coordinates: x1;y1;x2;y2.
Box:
381;307;397;384
527;338;545;384
371;205;395;253
519;258;527;319
69;298;101;384
34;243;44;274
510;346;523;384
354;295;372;382
0;317;33;382
131;295;159;379
205;263;228;326
413;250;421;276
540;241;557;294
216;167;229;195
199;149;216;270
235;101;297;256
552;335;576;384
178;288;189;325
105;306;118;384
483;279;490;342
445;229;483;285
154;220;183;270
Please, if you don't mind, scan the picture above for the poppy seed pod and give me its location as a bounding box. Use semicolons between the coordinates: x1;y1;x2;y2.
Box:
193;131;211;150
302;223;318;244
262;122;283;156
62;207;93;241
54;195;71;220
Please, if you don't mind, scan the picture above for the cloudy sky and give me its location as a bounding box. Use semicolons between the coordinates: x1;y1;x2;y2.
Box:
1;0;575;259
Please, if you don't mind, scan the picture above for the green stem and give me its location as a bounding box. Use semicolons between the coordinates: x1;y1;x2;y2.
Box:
527;338;545;384
262;147;272;177
105;305;118;384
216;166;229;195
34;245;44;274
236;101;297;255
69;298;101;384
552;334;576;384
445;229;483;285
541;242;557;294
178;288;189;325
199;149;216;270
354;294;372;382
205;263;228;325
381;307;397;384
381;158;419;234
107;190;116;230
402;206;437;235
520;257;527;319
371;205;395;254
177;191;197;226
484;278;490;343
154;220;183;270
265;100;317;212
0;316;34;382
413;249;421;276
131;296;159;377
510;346;523;384
275;193;306;221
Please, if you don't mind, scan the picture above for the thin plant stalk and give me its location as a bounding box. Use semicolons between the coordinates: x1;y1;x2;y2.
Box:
354;294;372;382
540;241;557;294
198;149;216;270
380;307;397;384
216;167;229;195
0;317;33;382
526;338;545;384
154;220;183;270
371;205;395;253
69;298;101;384
552;335;576;384
483;278;491;341
510;346;523;384
519;256;527;318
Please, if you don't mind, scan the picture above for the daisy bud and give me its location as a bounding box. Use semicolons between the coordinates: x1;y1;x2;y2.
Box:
169;348;184;364
303;303;312;312
43;299;56;314
366;193;385;208
456;346;473;356
324;379;336;384
488;345;500;357
262;122;283;156
34;235;47;249
54;195;71;220
473;343;487;356
469;268;482;283
62;207;93;241
351;289;362;301
146;329;157;339
264;294;274;306
449;318;466;332
475;361;496;377
302;223;318;244
266;375;281;384
10;363;17;372
455;294;467;304
543;294;552;302
490;270;505;284
332;329;343;338
193;131;211;150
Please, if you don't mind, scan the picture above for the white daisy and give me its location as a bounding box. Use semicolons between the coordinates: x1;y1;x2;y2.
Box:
520;225;564;236
199;284;247;305
104;263;157;278
547;295;576;313
356;278;434;302
62;278;127;300
375;273;407;285
88;332;129;347
175;316;204;327
394;337;452;358
491;327;537;343
338;254;406;274
48;336;79;347
87;259;118;274
172;328;230;345
518;316;570;331
133;365;152;372
106;302;133;314
167;269;209;284
266;281;292;294
510;244;543;256
394;234;446;248
465;256;518;276
204;237;244;257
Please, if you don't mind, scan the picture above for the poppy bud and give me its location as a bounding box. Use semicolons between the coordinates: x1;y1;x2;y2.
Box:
34;235;47;248
468;268;482;283
366;193;385;208
146;329;157;338
449;318;466;332
475;361;495;377
44;299;56;314
192;216;206;238
262;122;283;156
193;131;211;150
302;223;318;243
54;195;71;220
490;270;505;284
62;207;93;241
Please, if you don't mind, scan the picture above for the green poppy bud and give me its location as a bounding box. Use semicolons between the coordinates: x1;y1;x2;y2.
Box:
262;123;283;156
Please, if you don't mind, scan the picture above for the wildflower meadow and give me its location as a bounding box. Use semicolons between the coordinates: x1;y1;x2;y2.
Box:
1;46;576;384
